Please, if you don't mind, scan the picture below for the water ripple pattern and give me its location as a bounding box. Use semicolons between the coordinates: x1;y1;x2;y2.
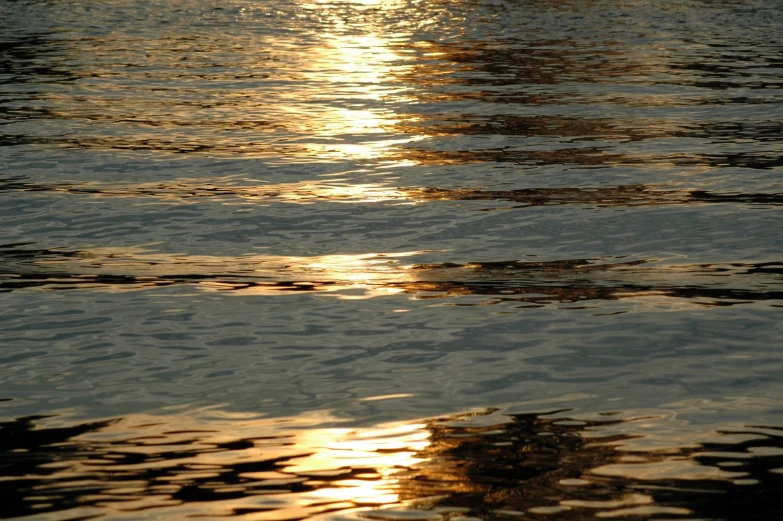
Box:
1;0;782;519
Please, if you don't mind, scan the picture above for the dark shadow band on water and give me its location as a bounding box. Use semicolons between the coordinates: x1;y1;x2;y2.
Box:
1;408;782;520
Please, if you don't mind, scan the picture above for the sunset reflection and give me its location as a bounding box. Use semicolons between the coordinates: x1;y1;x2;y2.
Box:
3;243;782;308
295;0;424;163
2;409;431;520
4;0;783;520
13;247;428;297
5;176;783;208
0;177;412;204
6;408;782;521
10;0;428;163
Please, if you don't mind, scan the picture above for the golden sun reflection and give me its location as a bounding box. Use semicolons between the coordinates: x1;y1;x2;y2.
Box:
307;0;407;10
26;177;413;204
33;408;431;520
26;247;431;297
10;407;783;520
286;423;430;507
11;244;781;308
293;0;424;163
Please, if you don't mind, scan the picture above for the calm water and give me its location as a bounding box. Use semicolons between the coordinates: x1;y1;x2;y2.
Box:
1;0;783;519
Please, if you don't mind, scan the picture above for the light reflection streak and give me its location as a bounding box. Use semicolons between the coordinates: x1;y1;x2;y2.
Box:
3;245;781;307
23;248;430;296
5;176;783;208
29;409;431;520
7;405;783;520
7;178;412;204
293;0;426;163
12;0;429;164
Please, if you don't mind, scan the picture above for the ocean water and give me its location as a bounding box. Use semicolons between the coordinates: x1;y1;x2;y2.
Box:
1;0;782;519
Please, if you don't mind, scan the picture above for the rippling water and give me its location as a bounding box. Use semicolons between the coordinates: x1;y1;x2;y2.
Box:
1;0;783;519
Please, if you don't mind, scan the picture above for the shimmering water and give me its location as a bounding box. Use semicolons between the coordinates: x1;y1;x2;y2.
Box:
1;0;782;519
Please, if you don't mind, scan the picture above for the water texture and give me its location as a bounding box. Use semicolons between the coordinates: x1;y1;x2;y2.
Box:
1;0;782;519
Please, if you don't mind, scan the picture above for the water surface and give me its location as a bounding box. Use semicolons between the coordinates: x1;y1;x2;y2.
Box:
1;0;782;519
